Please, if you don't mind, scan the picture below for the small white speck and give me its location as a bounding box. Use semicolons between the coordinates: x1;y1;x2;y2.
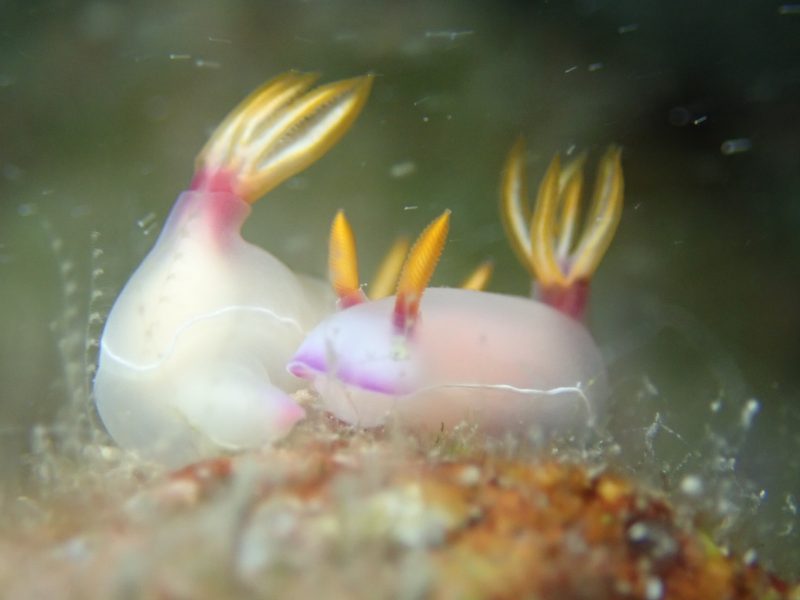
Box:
778;4;800;14
195;58;221;69
628;522;648;541
457;465;481;486
740;398;760;429
714;456;736;472
137;212;157;234
721;138;752;155
710;399;722;412
743;548;757;565
588;62;604;72
618;23;639;34
403;205;418;211
642;375;659;396
60;260;74;275
169;53;191;60
785;493;798;515
424;30;474;41
645;577;663;600
422;116;430;123
390;161;417;178
208;36;232;44
693;115;708;125
564;65;578;74
679;475;703;496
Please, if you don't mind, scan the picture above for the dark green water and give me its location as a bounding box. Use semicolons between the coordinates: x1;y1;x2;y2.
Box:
1;0;798;577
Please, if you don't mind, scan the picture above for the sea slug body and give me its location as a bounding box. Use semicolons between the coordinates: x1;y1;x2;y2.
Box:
289;141;623;434
94;71;373;465
289;287;607;432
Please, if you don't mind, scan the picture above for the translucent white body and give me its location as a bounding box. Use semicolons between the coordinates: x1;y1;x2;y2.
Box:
288;288;607;433
95;190;330;466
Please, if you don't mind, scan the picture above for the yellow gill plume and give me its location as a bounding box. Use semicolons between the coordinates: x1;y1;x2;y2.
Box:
196;70;374;203
369;236;410;300
500;138;624;290
460;260;494;291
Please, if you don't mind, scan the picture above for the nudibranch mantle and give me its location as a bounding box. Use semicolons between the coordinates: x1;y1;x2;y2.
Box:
94;71;373;466
289;288;606;431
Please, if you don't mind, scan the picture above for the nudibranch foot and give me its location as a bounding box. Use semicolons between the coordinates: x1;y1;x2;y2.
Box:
95;71;373;466
501;138;624;320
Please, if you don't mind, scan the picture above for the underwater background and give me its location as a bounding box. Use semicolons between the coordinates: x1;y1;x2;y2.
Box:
1;0;798;578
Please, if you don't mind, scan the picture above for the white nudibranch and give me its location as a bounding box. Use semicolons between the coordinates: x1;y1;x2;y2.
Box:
94;71;373;466
288;141;624;434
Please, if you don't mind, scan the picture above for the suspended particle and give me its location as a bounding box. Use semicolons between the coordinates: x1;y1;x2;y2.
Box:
720;138;752;155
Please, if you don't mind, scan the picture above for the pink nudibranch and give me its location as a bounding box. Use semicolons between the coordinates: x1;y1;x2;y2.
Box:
94;71;373;466
289;288;607;431
289;143;623;433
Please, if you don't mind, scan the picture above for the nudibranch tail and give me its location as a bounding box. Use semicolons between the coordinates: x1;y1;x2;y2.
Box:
369;236;410;300
393;210;451;331
460;259;494;291
500;139;624;319
329;210;366;308
194;71;374;203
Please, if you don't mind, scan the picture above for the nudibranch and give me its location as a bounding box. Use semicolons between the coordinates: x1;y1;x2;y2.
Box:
288;140;623;434
94;71;373;465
